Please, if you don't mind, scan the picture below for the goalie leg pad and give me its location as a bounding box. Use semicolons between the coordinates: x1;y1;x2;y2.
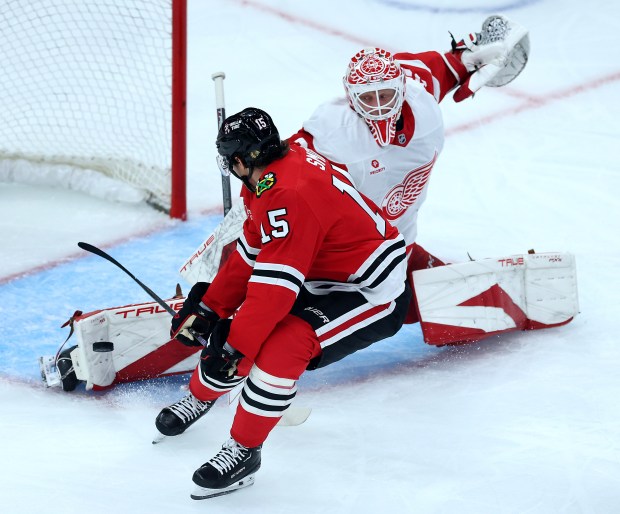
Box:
179;202;246;285
55;298;198;391
404;243;447;324
413;252;579;345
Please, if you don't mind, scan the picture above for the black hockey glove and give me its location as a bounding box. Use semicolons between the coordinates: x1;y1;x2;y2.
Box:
200;319;244;379
170;282;219;347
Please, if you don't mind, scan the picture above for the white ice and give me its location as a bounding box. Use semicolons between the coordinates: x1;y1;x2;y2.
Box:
1;0;619;512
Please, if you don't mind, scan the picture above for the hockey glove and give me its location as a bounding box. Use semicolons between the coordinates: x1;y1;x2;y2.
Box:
451;15;530;102
170;282;219;347
200;319;244;379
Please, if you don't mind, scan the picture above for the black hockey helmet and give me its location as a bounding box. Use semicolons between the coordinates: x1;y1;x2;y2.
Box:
216;107;284;181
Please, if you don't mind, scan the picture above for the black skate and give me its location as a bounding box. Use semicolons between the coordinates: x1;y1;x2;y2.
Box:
190;438;262;499
153;393;215;442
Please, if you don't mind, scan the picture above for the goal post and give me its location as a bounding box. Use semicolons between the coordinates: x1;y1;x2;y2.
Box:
171;0;188;220
0;0;188;220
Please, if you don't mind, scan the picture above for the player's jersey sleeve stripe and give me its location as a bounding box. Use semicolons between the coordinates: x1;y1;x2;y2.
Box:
237;233;260;268
249;262;305;295
441;52;462;83
397;57;442;101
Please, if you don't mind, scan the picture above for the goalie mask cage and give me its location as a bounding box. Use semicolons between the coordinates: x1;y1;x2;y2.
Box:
0;0;187;219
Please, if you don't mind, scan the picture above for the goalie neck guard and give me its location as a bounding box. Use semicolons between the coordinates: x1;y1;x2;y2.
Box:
343;48;406;147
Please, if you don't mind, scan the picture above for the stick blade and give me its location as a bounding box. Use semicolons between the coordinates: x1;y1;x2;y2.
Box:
277;407;312;427
77;241;97;253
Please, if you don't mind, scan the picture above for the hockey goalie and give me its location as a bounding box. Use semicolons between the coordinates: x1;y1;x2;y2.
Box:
40;223;578;393
40;15;578;393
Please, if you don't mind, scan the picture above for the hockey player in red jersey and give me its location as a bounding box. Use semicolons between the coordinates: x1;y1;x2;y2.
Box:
289;15;530;323
44;16;537;394
155;107;411;499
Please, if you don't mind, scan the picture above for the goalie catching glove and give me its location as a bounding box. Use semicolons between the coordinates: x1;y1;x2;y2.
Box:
171;282;219;347
451;14;530;102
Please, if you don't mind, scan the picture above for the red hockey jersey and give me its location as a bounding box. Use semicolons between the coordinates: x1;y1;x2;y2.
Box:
204;145;407;360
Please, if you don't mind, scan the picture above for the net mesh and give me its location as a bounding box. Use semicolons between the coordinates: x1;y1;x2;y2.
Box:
0;0;173;210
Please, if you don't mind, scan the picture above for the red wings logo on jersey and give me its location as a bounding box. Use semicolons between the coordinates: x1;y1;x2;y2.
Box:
381;153;437;221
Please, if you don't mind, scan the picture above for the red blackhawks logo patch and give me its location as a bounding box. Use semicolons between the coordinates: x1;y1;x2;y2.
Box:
256;172;276;197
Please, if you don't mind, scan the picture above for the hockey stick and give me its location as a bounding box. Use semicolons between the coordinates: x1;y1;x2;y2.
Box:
212;71;232;216
77;242;176;316
78;241;311;426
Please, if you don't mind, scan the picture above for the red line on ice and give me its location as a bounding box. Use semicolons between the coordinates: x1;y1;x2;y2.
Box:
446;70;620;136
0;206;222;285
236;0;620;136
5;2;619;283
231;0;376;47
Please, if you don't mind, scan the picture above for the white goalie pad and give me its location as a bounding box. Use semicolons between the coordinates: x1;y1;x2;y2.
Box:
55;298;200;390
413;252;579;346
179;201;246;285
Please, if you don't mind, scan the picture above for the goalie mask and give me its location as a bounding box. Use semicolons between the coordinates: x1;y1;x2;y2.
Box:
344;48;406;147
216;107;284;192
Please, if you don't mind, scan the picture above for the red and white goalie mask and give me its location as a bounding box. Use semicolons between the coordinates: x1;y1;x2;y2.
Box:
344;48;406;146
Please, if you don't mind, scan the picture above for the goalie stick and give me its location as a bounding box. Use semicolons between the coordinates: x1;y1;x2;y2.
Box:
78;241;311;427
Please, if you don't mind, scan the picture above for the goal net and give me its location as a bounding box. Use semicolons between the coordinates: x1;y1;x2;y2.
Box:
0;0;187;219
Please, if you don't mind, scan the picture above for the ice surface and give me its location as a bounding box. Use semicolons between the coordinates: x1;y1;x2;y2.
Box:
1;1;619;512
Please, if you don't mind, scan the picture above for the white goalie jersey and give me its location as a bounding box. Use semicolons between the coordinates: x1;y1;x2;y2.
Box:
293;78;444;247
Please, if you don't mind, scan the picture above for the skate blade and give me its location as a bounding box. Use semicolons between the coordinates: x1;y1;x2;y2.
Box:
190;474;256;500
152;432;167;444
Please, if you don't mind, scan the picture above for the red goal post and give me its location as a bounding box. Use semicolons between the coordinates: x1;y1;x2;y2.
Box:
0;0;187;219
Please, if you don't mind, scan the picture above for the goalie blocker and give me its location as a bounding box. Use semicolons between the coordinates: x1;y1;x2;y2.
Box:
40;251;578;391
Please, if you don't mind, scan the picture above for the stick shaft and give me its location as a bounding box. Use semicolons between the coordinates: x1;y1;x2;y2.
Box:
77;242;176;316
212;71;232;216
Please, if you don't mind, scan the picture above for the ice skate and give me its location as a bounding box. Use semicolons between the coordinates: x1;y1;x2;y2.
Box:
153;393;215;443
190;438;262;499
